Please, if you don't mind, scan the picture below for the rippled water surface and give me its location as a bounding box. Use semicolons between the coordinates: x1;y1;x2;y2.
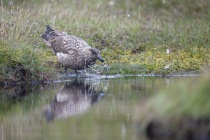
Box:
0;76;196;140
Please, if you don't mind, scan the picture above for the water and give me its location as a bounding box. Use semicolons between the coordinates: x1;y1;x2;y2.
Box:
0;76;196;140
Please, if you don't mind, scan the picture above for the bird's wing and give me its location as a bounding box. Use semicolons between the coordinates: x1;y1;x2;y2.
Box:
49;34;91;54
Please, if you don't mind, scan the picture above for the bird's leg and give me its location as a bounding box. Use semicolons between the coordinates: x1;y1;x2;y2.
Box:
75;69;78;77
64;66;68;78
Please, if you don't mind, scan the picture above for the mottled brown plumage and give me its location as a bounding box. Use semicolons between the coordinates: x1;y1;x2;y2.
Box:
41;25;104;72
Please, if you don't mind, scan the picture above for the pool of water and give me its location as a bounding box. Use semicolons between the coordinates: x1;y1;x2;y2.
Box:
0;76;197;140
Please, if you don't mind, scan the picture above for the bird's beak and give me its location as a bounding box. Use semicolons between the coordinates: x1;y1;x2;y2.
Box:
97;55;104;62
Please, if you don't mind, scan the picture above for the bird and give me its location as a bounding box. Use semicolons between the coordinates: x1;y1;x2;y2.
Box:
41;25;104;76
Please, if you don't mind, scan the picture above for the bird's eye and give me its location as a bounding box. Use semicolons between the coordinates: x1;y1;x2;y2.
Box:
91;50;96;54
92;51;96;54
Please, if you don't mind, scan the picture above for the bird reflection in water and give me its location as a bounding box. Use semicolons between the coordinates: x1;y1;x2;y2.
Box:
44;79;104;122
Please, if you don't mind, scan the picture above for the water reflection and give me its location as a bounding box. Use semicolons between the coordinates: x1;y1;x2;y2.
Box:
0;84;52;115
0;76;198;140
44;79;104;121
0;85;37;101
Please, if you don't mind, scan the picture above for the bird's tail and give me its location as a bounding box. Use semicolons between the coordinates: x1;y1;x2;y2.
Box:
41;25;55;41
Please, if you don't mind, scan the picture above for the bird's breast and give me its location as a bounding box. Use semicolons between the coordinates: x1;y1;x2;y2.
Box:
56;52;95;70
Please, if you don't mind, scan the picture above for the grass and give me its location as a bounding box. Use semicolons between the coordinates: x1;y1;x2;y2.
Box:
0;0;210;82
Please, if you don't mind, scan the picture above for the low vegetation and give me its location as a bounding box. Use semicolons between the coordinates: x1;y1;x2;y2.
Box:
0;0;209;82
134;72;210;139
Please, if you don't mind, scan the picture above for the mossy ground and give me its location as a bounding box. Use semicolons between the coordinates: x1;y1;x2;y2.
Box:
103;47;210;74
0;0;209;82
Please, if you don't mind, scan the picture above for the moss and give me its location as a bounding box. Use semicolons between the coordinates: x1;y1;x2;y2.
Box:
102;47;210;74
0;41;58;82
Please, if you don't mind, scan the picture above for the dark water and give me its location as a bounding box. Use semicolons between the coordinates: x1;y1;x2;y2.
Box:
0;76;196;140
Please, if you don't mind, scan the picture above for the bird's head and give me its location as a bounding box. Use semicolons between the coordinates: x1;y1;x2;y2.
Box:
89;48;104;62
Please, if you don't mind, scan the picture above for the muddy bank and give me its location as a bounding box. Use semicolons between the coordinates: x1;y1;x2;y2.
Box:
0;72;201;87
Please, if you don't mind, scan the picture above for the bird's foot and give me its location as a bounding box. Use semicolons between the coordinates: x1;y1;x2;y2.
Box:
64;73;77;79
